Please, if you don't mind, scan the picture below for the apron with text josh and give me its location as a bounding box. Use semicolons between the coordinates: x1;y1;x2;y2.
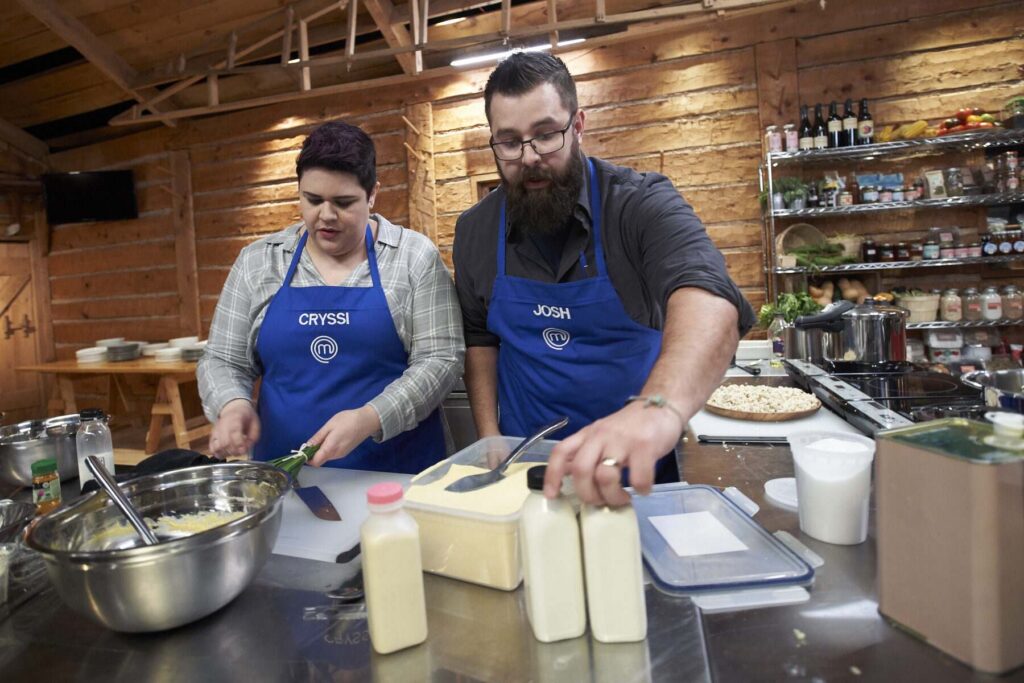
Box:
486;158;677;481
252;227;445;474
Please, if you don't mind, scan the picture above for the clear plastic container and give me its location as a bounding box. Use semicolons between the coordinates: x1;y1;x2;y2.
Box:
405;436;558;590
633;484;814;595
75;409;113;491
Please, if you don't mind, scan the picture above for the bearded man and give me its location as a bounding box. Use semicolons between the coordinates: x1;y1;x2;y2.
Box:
452;52;755;507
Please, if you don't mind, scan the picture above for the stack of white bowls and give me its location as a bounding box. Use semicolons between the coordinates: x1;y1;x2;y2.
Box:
154;347;183;363
141;342;170;357
76;347;108;364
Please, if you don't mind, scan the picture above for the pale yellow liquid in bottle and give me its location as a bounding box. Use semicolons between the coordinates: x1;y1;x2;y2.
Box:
361;501;428;654
580;503;647;643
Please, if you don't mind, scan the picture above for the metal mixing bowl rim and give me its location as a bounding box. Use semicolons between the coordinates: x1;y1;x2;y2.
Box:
25;462;288;563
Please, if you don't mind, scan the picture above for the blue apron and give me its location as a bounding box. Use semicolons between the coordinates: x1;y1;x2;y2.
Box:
487;158;668;453
252;226;445;474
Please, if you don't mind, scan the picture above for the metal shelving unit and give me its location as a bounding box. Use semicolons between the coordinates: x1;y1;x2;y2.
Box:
907;318;1024;330
759;127;1024;304
772;192;1024;218
767;128;1024;165
773;253;1024;275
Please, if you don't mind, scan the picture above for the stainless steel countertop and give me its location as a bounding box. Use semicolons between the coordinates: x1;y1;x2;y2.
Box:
2;422;1022;681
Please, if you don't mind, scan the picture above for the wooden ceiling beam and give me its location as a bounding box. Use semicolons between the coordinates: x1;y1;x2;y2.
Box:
363;0;421;74
0;116;49;165
13;0;175;127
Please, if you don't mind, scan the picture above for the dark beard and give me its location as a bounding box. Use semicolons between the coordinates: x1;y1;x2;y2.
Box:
504;144;584;237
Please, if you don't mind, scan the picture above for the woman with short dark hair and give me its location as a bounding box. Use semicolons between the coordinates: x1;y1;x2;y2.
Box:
199;121;464;472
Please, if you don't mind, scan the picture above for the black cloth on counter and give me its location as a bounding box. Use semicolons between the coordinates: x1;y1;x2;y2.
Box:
80;449;223;494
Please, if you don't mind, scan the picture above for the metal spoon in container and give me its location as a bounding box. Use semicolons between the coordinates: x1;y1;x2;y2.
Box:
84;455;160;546
445;416;569;493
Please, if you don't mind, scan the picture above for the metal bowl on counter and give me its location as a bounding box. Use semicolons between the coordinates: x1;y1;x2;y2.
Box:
0;414;80;487
0;499;36;542
25;462;289;632
962;369;1024;414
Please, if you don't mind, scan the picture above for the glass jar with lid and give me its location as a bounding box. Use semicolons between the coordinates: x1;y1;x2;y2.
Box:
923;240;940;260
981;232;998;256
1002;285;1024;320
940;289;962;322
895;242;910;260
998;231;1015;255
981;286;1003;320
967;241;982;258
944;167;964;196
962;287;983;321
891;187;905;202
861;186;879;203
910;242;924;261
1013;228;1024;254
954;242;970;259
783;123;799;151
939;242;956;259
861;239;878;263
879;243;896;262
765;125;783;153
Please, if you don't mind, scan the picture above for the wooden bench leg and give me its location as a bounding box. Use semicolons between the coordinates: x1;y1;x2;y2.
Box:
56;376;77;415
145;377;171;454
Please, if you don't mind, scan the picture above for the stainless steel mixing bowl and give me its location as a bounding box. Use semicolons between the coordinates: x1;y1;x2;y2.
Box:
25;462;289;632
0;414;80;487
0;499;36;542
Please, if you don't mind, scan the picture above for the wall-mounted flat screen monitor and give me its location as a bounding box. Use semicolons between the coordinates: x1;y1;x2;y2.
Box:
42;170;138;224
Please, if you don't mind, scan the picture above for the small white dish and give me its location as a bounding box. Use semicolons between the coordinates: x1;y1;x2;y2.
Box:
142;342;170;356
168;336;199;348
76;347;108;364
985;411;1024;439
154;347;183;362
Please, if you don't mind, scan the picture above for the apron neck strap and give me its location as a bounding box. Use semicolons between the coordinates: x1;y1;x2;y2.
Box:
497;156;605;277
287;224;381;287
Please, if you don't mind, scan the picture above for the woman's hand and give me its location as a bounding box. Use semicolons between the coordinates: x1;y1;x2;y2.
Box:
306;406;382;466
209;399;261;457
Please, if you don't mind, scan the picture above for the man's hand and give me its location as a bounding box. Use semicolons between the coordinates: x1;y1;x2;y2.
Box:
544;401;683;507
209;399;260;457
306;406;382;466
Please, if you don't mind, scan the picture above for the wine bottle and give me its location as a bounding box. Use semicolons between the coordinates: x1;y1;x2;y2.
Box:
798;105;813;151
813;104;828;150
842;98;857;147
827;101;842;148
857;98;874;145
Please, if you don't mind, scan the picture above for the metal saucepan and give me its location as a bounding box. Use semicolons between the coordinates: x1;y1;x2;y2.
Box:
0;414;81;487
794;299;909;369
961;369;1024;414
782;325;840;364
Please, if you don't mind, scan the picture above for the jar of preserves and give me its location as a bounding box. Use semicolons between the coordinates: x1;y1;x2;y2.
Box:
944;167;964;196
861;186;879;203
923;240;940;260
940;289;962;322
981;286;1003;320
783;124;799;151
967;241;982;258
861;239;878;263
879;243;896;262
981;232;998;256
879;188;894;203
939;242;956;259
896;242;911;260
1013;229;1024;254
998;231;1015;255
765;125;783;153
32;458;62;515
962;287;983;321
910;242;924;261
1002;285;1024;320
954;242;970;259
839;191;853;206
892;187;905;202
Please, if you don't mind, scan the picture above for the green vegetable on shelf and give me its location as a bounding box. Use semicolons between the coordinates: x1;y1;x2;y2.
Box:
757;292;823;328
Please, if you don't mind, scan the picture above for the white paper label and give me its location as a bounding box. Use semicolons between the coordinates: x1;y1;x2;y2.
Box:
649;511;748;557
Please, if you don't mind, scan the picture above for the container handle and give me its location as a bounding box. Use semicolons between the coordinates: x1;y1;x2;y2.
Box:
794;300;853;332
960;370;985;391
723;486;759;517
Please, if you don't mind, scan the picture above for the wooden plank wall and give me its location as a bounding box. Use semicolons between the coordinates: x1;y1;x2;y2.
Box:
39;0;1021;386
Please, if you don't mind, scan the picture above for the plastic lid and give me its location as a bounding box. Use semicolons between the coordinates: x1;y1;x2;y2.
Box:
633;484;814;595
526;465;546;491
31;458;57;476
764;478;799;512
367;481;404;505
79;408;106;421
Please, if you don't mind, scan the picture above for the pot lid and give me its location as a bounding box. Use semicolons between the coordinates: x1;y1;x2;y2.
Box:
844;298;908;320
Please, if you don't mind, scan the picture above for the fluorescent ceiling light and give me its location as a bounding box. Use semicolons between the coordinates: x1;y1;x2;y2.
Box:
450;38;585;67
436;16;466;26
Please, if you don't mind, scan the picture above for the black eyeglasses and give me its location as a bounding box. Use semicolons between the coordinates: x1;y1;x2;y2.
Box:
489;113;576;161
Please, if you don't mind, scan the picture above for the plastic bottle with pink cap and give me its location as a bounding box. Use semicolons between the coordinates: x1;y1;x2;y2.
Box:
360;481;428;654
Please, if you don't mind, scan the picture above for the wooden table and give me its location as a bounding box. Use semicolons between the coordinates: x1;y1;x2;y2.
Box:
17;358;212;459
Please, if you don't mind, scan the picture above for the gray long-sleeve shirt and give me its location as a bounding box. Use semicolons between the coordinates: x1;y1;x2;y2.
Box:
197;215;465;442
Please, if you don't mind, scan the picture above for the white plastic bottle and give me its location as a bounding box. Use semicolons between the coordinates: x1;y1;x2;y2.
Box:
360;482;428;654
76;408;114;491
519;465;587;642
580;502;647;643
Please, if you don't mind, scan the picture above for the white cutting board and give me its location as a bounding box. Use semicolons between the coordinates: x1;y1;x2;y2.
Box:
272;465;411;564
688;405;861;440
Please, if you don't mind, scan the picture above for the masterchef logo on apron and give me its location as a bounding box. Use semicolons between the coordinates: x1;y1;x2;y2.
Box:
542;327;571;351
310;335;339;363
